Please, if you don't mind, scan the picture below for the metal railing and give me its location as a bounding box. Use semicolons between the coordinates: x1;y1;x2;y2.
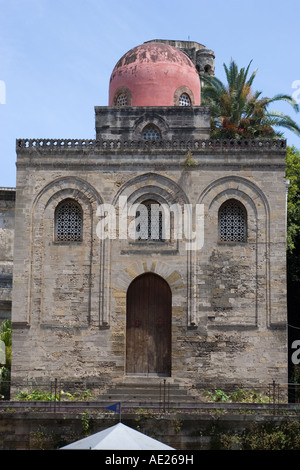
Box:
1;379;300;415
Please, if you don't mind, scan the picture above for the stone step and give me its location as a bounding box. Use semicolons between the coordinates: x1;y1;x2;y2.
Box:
98;380;198;404
101;386;189;396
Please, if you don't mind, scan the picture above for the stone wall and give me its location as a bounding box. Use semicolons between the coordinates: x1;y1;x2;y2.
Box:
95;106;211;140
10;130;288;390
146;39;215;76
0;410;298;450
0;188;15;323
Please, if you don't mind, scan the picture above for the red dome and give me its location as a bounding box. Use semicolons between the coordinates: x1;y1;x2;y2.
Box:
109;42;201;107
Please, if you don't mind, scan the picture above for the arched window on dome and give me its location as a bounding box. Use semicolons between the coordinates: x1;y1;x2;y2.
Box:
116;93;128;107
113;87;132;107
54;199;83;242
142;125;161;141
174;86;194;106
179;93;192;106
218;199;247;243
135;199;164;241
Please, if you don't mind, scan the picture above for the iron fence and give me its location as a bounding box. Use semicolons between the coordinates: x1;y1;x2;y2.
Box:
1;378;300;415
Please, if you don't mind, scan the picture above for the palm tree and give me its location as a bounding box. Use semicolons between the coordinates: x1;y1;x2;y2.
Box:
201;59;300;139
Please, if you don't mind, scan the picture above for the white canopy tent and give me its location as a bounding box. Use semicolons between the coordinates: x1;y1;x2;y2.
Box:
61;422;175;450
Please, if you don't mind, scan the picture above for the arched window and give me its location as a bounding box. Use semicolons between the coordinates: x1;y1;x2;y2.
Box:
174;86;194;106
218;199;247;243
135;199;163;241
113;87;132;107
179;93;191;106
142;125;161;141
116;93;128;107
55;199;83;242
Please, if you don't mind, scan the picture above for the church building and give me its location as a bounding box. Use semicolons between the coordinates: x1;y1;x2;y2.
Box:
4;40;288;394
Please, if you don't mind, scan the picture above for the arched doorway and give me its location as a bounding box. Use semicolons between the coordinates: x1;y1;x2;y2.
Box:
126;273;171;376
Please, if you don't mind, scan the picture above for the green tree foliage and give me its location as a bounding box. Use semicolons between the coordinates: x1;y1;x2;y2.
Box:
0;319;11;368
201;60;300;139
285;147;300;386
0;320;12;398
220;421;300;450
286;147;300;251
286;146;300;282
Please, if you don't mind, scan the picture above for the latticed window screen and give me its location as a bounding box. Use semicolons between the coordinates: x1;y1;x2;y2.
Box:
55;199;83;242
135;200;163;241
179;93;191;106
116;93;128;107
219;199;247;242
142;125;161;141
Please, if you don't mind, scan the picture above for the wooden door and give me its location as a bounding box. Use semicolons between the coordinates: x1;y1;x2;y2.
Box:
126;273;171;376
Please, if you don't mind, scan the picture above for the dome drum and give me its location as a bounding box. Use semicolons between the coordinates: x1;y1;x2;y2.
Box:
95;106;211;141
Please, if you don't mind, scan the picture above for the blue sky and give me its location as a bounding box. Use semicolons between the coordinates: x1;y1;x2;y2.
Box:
0;0;299;187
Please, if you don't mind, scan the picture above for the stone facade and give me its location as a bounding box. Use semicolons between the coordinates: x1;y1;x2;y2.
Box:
6;40;288;392
11;133;288;388
0;188;15;323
